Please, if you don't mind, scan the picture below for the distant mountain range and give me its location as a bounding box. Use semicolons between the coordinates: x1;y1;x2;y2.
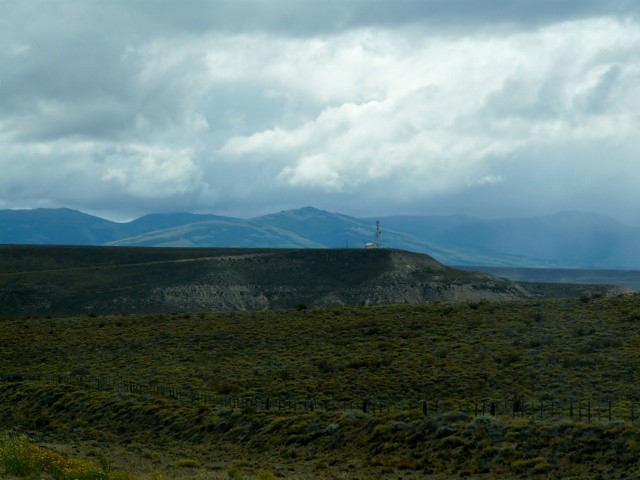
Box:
2;206;640;269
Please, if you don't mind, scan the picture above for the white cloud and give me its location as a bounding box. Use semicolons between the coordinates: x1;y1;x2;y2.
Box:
101;145;204;198
469;175;504;186
9;43;31;56
217;18;640;208
278;154;343;190
2;1;640;221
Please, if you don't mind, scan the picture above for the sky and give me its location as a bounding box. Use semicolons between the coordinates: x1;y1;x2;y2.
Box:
1;0;640;223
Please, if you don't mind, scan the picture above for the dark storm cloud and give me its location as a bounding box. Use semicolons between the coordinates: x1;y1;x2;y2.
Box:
0;1;212;142
116;0;640;35
8;0;636;43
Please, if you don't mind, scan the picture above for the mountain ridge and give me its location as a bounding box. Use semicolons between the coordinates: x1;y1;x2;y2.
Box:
2;207;640;268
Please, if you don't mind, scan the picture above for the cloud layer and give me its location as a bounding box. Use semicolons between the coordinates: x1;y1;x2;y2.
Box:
2;1;640;222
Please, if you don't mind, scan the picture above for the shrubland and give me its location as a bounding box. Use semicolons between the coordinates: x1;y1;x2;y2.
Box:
2;293;640;478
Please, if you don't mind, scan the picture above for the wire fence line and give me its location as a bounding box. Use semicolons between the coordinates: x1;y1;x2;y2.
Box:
2;372;639;423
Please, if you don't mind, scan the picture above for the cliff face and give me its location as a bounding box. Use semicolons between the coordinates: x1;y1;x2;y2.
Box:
0;246;624;317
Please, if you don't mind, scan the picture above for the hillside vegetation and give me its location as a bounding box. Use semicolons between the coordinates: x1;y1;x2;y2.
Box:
0;245;626;319
2;294;640;478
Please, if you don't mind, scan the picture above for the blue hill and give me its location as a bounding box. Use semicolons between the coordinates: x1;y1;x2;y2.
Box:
2;207;640;268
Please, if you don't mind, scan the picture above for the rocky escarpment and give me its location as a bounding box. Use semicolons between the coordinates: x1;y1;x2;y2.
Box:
143;249;533;311
0;246;623;317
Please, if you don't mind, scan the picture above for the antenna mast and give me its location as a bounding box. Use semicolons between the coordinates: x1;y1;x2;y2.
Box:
375;220;381;248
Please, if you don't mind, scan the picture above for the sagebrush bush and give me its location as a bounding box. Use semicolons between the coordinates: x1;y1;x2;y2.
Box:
0;431;42;477
175;458;199;468
0;431;135;480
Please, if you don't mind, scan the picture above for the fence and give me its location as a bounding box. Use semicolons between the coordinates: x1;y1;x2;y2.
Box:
2;372;639;423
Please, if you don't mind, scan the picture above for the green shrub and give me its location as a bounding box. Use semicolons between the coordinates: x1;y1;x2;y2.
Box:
511;456;550;474
256;471;280;480
175;458;200;468
439;435;465;448
0;431;42;477
0;431;135;480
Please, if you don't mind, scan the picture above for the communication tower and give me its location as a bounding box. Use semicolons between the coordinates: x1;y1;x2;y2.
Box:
365;220;382;249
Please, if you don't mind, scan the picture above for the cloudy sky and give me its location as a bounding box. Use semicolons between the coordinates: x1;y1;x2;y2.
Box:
2;0;640;223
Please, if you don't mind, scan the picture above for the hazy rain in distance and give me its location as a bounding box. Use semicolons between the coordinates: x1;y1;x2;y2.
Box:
1;0;640;223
